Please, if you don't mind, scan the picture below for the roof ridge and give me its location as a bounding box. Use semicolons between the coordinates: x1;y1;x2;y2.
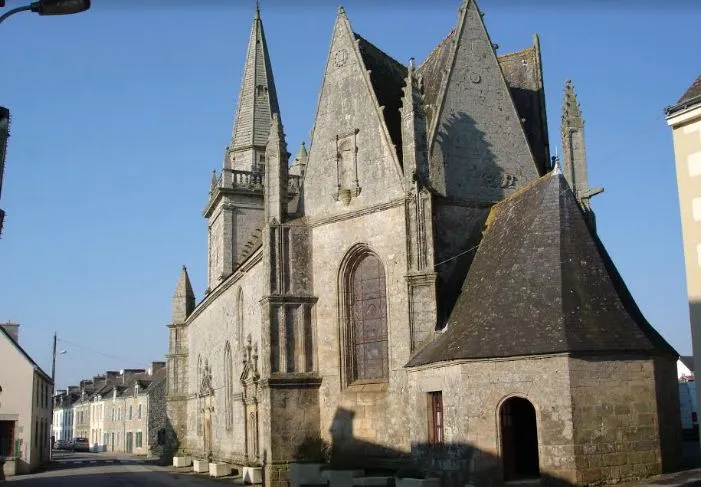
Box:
352;32;406;72
417;28;455;72
497;45;535;59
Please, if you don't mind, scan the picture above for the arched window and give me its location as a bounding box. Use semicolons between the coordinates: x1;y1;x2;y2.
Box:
236;288;244;351
340;245;389;384
196;355;203;436
224;342;233;431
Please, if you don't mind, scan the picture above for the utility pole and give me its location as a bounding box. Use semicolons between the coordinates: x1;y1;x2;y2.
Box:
51;332;57;385
50;332;56;461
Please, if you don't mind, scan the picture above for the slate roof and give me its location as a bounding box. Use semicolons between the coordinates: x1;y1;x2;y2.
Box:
354;33;408;163
497;43;550;176
408;170;676;366
665;74;701;115
678;75;701;105
0;326;52;382
416;29;455;131
680;355;695;374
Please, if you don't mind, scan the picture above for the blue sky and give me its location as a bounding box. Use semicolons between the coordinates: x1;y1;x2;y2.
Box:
0;0;699;390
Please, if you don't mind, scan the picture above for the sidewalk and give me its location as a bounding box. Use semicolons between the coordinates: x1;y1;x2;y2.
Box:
624;468;701;487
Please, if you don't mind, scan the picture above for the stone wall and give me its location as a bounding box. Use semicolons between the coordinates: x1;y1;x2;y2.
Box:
569;355;681;484
147;377;167;459
311;204;414;465
654;356;683;472
407;356;576;487
183;256;264;462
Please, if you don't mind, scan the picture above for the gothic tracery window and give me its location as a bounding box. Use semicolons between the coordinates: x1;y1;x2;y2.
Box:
224;342;233;431
342;247;389;384
236;288;244;351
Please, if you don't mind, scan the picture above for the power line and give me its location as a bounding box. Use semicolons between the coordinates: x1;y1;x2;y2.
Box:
56;337;155;370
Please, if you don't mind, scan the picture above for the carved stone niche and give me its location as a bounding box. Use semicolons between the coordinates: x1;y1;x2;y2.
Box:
332;129;361;205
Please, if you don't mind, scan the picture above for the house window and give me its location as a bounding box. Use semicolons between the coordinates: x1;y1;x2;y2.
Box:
693;412;698;423
128;406;132;420
428;391;444;445
135;431;143;448
138;404;142;419
341;246;389;384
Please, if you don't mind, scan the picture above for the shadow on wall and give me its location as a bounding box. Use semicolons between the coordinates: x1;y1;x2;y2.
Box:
432;111;507;326
161;415;179;466
295;407;571;487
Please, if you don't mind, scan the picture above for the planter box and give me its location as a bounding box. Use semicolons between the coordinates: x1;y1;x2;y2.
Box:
290;462;326;487
243;466;263;484
354;477;393;486
193;459;209;473
1;456;18;477
209;462;232;478
173;456;192;468
321;470;365;487
395;478;441;487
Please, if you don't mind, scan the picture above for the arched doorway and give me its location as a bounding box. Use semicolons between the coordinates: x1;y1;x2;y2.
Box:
500;397;540;481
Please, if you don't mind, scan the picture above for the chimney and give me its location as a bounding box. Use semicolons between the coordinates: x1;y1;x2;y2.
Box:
0;321;19;343
150;361;166;374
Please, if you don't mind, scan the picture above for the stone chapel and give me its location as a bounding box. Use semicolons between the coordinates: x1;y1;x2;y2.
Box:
165;1;682;486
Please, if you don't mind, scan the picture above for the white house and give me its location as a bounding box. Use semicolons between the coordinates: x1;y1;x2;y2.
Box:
0;323;53;476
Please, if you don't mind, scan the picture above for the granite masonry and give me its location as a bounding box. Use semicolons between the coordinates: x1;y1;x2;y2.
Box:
164;1;682;486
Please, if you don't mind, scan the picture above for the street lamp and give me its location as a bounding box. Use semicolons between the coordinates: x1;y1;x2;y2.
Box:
0;0;91;26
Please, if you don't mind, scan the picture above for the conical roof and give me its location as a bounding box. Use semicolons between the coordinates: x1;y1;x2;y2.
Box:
229;6;280;152
408;171;676;366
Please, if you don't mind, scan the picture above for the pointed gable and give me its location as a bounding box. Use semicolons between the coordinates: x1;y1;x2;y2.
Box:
426;0;538;200
408;171;676;366
230;8;280;153
302;7;405;220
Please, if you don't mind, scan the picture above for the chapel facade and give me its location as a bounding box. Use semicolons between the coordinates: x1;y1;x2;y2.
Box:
165;2;682;486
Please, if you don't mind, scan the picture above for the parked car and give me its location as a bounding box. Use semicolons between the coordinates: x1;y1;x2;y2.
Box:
71;437;90;452
55;439;70;450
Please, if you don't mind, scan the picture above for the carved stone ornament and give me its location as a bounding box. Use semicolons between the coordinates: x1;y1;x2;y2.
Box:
334;49;348;68
200;359;213;396
332;129;362;205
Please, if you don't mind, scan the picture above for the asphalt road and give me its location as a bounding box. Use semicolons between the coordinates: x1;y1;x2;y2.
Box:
4;451;238;486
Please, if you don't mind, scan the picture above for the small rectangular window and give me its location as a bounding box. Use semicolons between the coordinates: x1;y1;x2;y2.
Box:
427;391;444;446
692;412;698;423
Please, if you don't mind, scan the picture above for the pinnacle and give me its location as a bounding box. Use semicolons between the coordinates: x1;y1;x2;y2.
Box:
562;79;583;122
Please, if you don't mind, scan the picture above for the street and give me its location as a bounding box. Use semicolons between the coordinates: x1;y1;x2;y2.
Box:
4;451;239;486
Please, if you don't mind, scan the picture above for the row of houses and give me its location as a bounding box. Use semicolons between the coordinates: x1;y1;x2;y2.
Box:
52;363;167;457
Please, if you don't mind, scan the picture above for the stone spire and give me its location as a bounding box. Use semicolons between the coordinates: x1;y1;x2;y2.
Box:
172;265;195;325
560;79;603;230
225;3;281;173
289;142;308;178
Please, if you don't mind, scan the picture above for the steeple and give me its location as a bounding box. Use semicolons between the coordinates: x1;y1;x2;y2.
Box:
172;265;195;325
561;80;603;230
225;3;281;174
